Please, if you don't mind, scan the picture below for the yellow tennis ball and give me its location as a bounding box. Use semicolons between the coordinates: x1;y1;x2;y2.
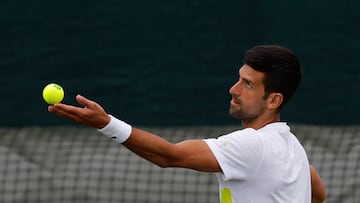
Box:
42;83;64;104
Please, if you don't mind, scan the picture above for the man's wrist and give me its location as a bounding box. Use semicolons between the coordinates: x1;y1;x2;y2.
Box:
97;115;132;143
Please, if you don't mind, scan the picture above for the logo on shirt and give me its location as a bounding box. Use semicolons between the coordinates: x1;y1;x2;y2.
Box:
219;139;229;147
221;187;232;203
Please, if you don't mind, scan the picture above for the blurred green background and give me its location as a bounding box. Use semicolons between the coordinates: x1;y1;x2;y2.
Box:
1;0;359;126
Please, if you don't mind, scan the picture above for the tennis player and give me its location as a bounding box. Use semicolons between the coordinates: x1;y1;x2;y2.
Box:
48;45;326;203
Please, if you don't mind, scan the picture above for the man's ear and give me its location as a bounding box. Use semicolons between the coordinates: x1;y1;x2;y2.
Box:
266;93;283;110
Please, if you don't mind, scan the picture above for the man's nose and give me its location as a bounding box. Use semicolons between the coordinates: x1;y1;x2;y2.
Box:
229;81;241;96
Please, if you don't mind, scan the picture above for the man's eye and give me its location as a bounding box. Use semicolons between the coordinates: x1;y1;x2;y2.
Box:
245;81;253;88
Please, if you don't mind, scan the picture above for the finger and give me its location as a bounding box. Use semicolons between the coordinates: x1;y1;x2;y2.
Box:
49;104;87;124
50;103;85;116
55;109;85;124
76;94;97;108
48;103;68;113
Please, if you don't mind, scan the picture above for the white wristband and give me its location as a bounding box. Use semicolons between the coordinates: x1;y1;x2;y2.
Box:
97;115;132;143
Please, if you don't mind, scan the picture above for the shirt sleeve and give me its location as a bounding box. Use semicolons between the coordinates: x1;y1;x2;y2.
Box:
205;129;264;181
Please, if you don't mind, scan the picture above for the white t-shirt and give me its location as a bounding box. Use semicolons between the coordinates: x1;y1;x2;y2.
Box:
205;122;311;203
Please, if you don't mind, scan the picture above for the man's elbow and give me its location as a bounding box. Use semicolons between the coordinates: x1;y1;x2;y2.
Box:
312;193;326;203
310;165;327;203
312;184;327;203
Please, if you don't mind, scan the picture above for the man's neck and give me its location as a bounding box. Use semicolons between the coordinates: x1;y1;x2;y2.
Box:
242;114;280;130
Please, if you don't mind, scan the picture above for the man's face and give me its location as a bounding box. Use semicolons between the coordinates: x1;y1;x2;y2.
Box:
229;64;267;122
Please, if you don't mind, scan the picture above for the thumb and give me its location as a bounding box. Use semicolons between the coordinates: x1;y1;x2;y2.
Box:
76;94;92;107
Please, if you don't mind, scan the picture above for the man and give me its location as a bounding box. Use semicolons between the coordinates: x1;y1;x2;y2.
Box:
48;45;326;202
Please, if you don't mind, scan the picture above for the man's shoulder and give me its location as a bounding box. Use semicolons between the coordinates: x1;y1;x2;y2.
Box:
223;127;258;138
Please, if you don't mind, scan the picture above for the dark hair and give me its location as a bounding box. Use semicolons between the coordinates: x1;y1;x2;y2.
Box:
243;45;303;109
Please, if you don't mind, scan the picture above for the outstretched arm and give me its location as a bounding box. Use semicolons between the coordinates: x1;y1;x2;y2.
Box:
48;95;221;172
122;128;220;172
310;165;326;203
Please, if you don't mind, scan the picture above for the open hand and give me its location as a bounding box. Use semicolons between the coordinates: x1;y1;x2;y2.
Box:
48;95;111;129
